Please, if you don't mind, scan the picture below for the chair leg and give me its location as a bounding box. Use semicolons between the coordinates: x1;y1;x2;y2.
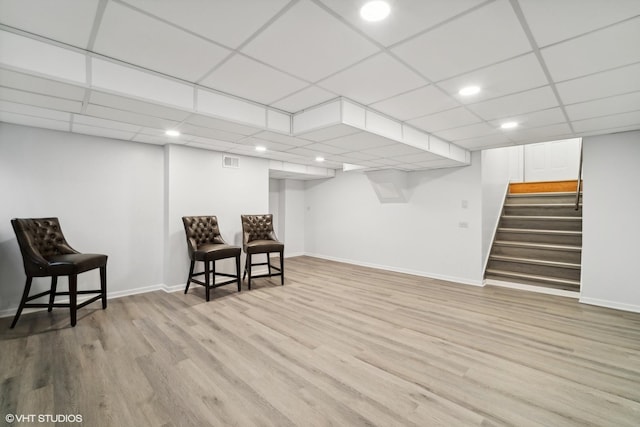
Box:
247;254;252;290
267;253;272;276
280;251;284;285
185;260;195;294
236;255;241;292
48;276;58;312
100;266;107;309
69;275;78;327
242;255;248;280
10;276;33;329
205;261;211;302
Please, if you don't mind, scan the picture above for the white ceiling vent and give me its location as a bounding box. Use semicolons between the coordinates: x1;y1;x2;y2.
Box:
222;155;240;169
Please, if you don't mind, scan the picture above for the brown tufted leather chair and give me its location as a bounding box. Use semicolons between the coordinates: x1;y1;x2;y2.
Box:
10;218;107;328
240;214;284;289
182;216;241;301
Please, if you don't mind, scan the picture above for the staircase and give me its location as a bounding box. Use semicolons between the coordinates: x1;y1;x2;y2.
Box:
485;181;582;292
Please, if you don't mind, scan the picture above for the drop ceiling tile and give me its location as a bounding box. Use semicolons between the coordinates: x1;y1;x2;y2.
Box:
369;85;459;121
468;86;558;121
72;123;136;141
574;124;640;138
94;2;230;81
302;142;351;155
121;0;289;48
323;132;396;151
391;0;531;81
132;133;179;146
318;0;485;47
453;134;512;150
571;110;640;133
297;124;360;142
185;114;262;136
270;86;336;112
200;55;308;104
556;62;640;104
286;146;327;158
317;53;426;105
565;91;640;121
438;53;548;102
183;136;237;149
508;123;573;144
86;104;179;129
236;137;295;152
253;130;312;147
362;144;428;158
541;17;640;82
324;154;354;163
488;108;567;129
519;0;640;47
339;151;383;161
408;107;481;132
241;0;379;82
0;111;70;132
0;69;86;100
0;87;82;112
0;100;71;121
178;123;246;142
0;0;99;48
73;114;142;132
89;91;191;121
434;122;497;141
388;151;443;163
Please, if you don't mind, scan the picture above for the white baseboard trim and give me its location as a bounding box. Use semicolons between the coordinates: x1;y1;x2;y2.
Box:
579;297;640;313
284;252;305;258
484;278;579;298
304;252;484;287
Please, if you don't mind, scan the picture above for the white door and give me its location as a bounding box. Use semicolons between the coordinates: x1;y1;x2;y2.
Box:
524;138;581;182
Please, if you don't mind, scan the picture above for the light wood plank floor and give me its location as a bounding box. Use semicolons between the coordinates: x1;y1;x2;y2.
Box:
2;256;640;426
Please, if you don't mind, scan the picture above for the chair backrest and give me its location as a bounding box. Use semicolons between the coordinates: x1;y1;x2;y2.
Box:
182;216;226;256
11;217;76;275
240;214;278;244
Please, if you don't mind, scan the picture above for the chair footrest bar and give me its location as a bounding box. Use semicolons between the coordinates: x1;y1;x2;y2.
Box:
249;273;283;279
189;278;239;288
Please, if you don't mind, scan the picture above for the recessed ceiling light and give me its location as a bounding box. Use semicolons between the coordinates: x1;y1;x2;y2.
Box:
500;122;518;129
360;1;390;22
315;156;325;162
255;146;267;152
458;86;481;96
165;130;180;137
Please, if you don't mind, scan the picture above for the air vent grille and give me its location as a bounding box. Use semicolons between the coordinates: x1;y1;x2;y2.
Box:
222;155;239;168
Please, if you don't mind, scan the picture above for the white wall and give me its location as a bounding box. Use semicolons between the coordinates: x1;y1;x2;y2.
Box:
163;144;269;287
480;147;512;267
304;152;484;285
282;179;305;257
580;130;640;312
269;178;281;238
0;123;164;315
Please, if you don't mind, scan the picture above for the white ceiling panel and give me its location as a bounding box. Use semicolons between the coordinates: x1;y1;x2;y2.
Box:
200;55;308;105
178;123;246;142
434;122;497;141
0;87;82;112
121;0;289;49
0;111;69;131
391;0;531;81
185;114;262;136
362;144;427;158
89;91;191;121
302;142;351;155
519;0;640;47
298;123;360;142
236;137;296;152
541;17;640;82
508;123;572;143
565;91;640;121
468;86;559;121
438;53;548;102
85;104;179;129
254;130;313;147
318;53;425;105
571;110;640;133
389;151;443;163
270;86;336;113
0;69;86;100
408;107;481;132
72;114;142;132
453;134;512;150
94;2;230;82
0;100;71;121
241;0;379;82
324;132;396;151
488;108;567;130
71;123;136;141
318;0;485;47
556;62;640;105
0;0;99;49
369;85;459;121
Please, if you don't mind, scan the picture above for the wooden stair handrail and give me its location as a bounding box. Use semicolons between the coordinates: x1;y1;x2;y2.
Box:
575;141;583;211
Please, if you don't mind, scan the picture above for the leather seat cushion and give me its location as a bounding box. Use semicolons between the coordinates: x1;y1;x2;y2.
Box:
245;240;284;254
45;253;108;275
194;244;241;261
